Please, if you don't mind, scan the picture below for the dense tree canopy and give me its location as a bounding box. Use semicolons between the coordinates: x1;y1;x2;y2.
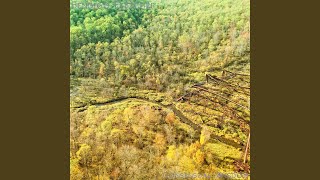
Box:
70;0;250;179
70;0;250;94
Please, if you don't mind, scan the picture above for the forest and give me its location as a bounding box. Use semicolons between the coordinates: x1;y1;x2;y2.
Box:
70;0;250;179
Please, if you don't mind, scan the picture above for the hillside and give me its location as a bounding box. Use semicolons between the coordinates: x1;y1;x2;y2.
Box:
70;0;250;179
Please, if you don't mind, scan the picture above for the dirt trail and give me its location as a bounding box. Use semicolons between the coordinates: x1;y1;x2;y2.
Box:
72;96;243;149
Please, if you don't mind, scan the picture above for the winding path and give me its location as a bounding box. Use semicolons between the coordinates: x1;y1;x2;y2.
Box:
71;96;244;149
